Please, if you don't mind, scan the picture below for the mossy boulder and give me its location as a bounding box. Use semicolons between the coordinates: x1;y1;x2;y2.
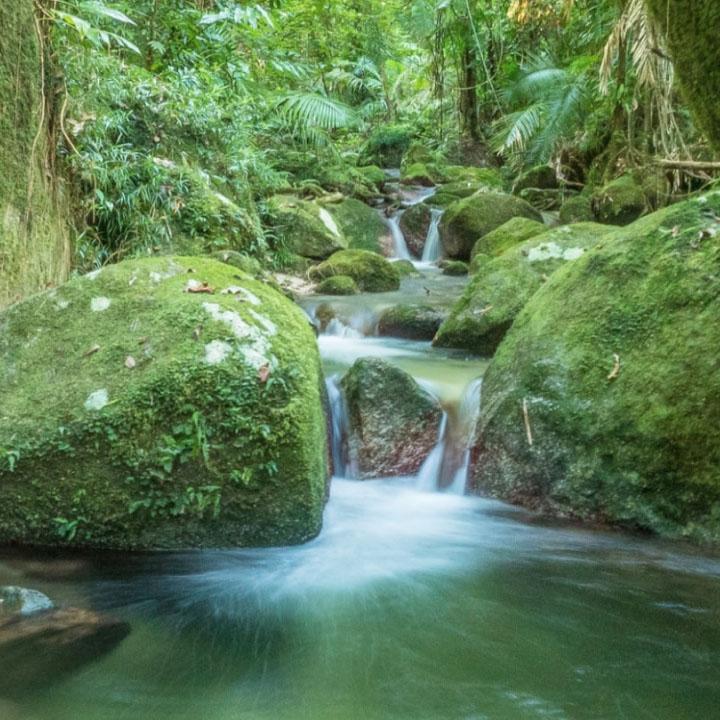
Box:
211;251;263;277
441;260;469;276
473;193;720;542
0;256;328;550
512;166;558;194
266;195;347;259
316;275;359;296
324;198;388;254
470;217;546;268
392;259;421;277
646;1;720;150
592;175;647;226
443;166;503;189
362;125;413;167
435;223;612;356
399;204;432;258
341;358;442;478
434;180;488;201
440;192;543;260
400;163;441;187
377;304;446;341
356;165;387;190
427;191;463;209
309;250;400;293
559;195;596;225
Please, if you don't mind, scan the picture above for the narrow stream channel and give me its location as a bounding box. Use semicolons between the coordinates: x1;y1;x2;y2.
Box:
1;192;719;719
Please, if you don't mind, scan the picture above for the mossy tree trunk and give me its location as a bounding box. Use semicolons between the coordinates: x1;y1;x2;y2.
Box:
645;0;720;151
0;0;70;307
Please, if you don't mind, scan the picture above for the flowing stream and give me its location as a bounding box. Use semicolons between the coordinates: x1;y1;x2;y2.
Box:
1;190;719;719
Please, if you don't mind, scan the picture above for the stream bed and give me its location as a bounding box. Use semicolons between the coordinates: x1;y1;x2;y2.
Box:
1;193;720;719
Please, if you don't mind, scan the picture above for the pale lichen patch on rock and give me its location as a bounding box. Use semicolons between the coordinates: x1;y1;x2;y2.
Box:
204;340;233;366
91;297;111;312
319;208;341;237
84;389;109;411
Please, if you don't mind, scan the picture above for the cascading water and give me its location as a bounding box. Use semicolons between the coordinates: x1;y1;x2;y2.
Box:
386;211;412;260
421;208;443;263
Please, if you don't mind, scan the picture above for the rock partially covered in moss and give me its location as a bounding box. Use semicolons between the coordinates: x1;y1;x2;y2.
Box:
266;195;347;259
356;165;387;190
316;275;359;296
441;260;469;276
400;204;432;257
443;166;503;189
473;193;720;542
325;198;388;254
309;250;400;293
440;192;543;260
341;358;442;478
435;223;612;355
470;217;546;268
559;195;595;225
211;251;263;276
362;125;413;167
392;259;421;277
512;165;559;194
378;304;446;341
0;256;328;550
401;163;441;187
592;175;647;226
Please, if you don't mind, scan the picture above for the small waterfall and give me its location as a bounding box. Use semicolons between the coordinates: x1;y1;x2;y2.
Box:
326;375;353;478
325;318;363;339
387;212;411;260
446;379;483;494
415;414;448;492
421;208;443;263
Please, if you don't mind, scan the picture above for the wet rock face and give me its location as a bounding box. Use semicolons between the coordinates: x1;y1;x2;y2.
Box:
399;204;432;258
440;192;543;260
473;193;720;543
0;607;130;696
0;256;328;550
341;358;443;479
377;304;446;341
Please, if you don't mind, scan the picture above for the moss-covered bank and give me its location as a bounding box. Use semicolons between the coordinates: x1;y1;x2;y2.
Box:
473;194;720;543
0;1;70;307
0;257;328;549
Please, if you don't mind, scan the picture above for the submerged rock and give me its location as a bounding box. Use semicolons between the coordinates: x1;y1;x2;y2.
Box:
309;250;401;293
441;260;469;276
0;607;130;696
342;358;443;478
377;304;446;341
592;175;647;226
435;223;612;356
473;193;720;542
0;256;328;549
0;587;54;617
266;195;347;259
440;192;542;260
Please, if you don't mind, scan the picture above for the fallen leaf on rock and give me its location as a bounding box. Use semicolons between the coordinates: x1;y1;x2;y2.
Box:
125;356;137;370
608;353;621;381
185;280;214;294
258;365;271;384
83;345;101;357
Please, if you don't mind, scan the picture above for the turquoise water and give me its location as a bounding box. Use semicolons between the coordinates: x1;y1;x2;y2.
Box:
1;478;719;720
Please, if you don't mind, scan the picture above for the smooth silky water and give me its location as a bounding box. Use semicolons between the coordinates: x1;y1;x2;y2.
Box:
2;200;720;719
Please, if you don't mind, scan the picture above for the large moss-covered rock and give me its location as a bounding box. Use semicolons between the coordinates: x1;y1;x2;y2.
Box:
443;166;503;188
325;198;388;254
0;1;70;307
266;195;347;259
400;162;443;187
592;175;647;226
0;256;328;549
440;192;543;260
435;223;612;356
646;0;720;150
559;195;595;225
309;250;400;293
341;358;442;478
512;165;559;194
316;275;359;296
473;193;720;542
441;260;469;276
377;304;446;341
399;204;432;257
470;217;546;268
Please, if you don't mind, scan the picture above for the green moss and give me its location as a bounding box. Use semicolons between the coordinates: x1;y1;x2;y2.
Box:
0;256;328;549
0;1;70;307
401;163;441;187
265;195;347;259
427;191;463;209
559;195;596;225
474;192;720;543
377;304;445;341
592;175;647;226
512;166;558;194
443;166;503;189
325;198;387;254
435;223;612;355
440;192;543;260
356;165;387;189
646;1;720;150
362;125;414;167
470;217;546;268
341;358;442;478
211;251;263;276
392;259;421;277
316;275;359;296
441;260;469;276
309;250;400;293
